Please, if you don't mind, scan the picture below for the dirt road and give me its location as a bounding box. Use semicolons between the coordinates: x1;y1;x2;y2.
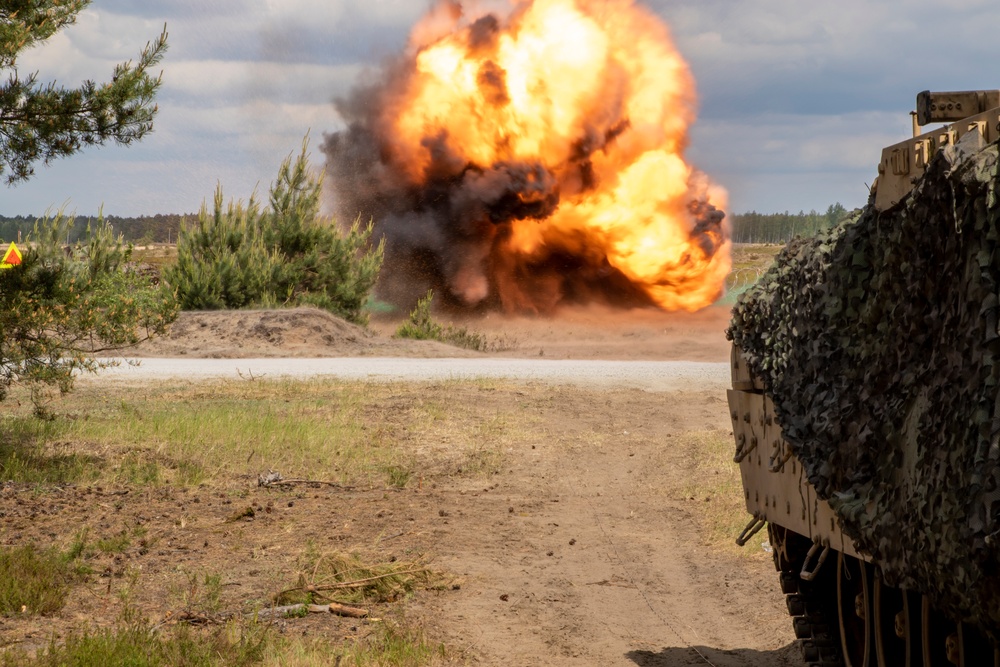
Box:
399;385;801;666
99;357;730;392
75;306;803;666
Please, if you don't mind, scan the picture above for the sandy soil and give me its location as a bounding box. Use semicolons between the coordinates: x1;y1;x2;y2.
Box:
2;305;801;666
129;305;734;362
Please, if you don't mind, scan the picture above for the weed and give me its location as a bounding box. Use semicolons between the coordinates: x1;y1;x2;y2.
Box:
283;605;310;619
96;531;132;554
0;543;84;615
116;450;161;485
382;464;412;489
338;622;447;666
65;529;89;561
167;571;226;615
0;618;270;667
176;459;206;485
393;291;442;341
394;290;515;352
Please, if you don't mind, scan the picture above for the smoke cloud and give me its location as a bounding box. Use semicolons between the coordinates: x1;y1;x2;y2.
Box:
323;0;729;314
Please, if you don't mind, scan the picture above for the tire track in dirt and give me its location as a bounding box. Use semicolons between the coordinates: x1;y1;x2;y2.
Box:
403;387;801;666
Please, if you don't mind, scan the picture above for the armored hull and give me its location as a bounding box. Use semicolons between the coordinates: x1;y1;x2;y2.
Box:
728;93;1000;666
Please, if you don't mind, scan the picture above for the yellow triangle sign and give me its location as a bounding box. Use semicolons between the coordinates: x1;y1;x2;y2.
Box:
0;242;21;269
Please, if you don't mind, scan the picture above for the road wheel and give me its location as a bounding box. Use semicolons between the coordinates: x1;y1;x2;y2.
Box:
873;575;920;667
922;595;957;666
837;553;877;667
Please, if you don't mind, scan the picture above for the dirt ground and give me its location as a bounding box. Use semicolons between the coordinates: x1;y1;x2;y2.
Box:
128;305;734;362
1;305;801;666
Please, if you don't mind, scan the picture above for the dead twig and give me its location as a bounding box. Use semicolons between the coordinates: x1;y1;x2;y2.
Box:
163;601;368;628
379;530;407;542
265;478;354;489
256;469;353;489
256;602;368;619
236;368;266;381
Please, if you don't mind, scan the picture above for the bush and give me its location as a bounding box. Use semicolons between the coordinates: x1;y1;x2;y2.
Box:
394;291;512;352
166;141;384;324
393;291;443;341
0;542;87;615
0;212;177;404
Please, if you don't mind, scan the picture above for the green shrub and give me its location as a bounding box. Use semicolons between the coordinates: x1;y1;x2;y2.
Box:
165;140;384;324
0;212;177;403
0;543;86;615
394;291;443;341
394;291;513;352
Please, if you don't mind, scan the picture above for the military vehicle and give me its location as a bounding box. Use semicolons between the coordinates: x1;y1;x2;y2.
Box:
727;91;1000;667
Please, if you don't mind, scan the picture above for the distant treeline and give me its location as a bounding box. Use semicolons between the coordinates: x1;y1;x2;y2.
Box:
0;213;189;244
1;203;852;247
730;203;849;244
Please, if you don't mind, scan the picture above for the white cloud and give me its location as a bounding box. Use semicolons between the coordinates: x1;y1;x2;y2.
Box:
6;0;1000;215
686;110;912;212
161;59;363;105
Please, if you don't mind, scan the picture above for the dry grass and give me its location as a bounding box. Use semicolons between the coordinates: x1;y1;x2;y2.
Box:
678;429;769;558
0;378;535;492
2;379;433;489
275;545;446;607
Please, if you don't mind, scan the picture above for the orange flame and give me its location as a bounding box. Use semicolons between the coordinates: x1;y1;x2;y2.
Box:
329;0;730;312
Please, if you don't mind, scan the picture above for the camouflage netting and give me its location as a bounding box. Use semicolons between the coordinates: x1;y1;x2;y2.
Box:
728;132;1000;631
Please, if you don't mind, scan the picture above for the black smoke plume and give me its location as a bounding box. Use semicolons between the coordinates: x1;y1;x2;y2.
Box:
322;4;727;314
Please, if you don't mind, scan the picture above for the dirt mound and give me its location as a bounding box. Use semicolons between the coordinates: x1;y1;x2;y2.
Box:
130;307;481;358
127;304;733;361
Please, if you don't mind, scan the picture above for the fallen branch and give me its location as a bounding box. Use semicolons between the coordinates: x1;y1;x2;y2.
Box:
166;601;369;628
256;602;368;619
264;478;353;489
256;469;353;489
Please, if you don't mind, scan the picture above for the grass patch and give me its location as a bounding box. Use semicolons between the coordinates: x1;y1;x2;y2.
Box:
0;415;99;485
95;532;132;554
172;571;225;614
22;379;419;489
337;622;447;667
0;378;533;491
0;619;269;667
680;429;768;557
381;464;413;489
0;614;447;667
458;413;510;477
394;291;517;352
0;543;86;615
254;619;447;666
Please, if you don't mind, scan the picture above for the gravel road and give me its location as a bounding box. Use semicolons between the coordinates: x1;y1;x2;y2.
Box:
94;357;732;392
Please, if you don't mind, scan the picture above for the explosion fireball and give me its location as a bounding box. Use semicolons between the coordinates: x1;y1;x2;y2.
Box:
324;0;730;313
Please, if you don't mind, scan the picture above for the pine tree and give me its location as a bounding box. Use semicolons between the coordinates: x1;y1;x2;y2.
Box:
0;4;173;406
0;1;168;183
166;142;384;325
0;212;177;406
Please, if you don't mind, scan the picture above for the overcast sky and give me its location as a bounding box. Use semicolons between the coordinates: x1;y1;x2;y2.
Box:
3;0;998;217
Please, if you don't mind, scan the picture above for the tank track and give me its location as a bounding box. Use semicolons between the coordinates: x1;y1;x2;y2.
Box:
769;524;844;667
